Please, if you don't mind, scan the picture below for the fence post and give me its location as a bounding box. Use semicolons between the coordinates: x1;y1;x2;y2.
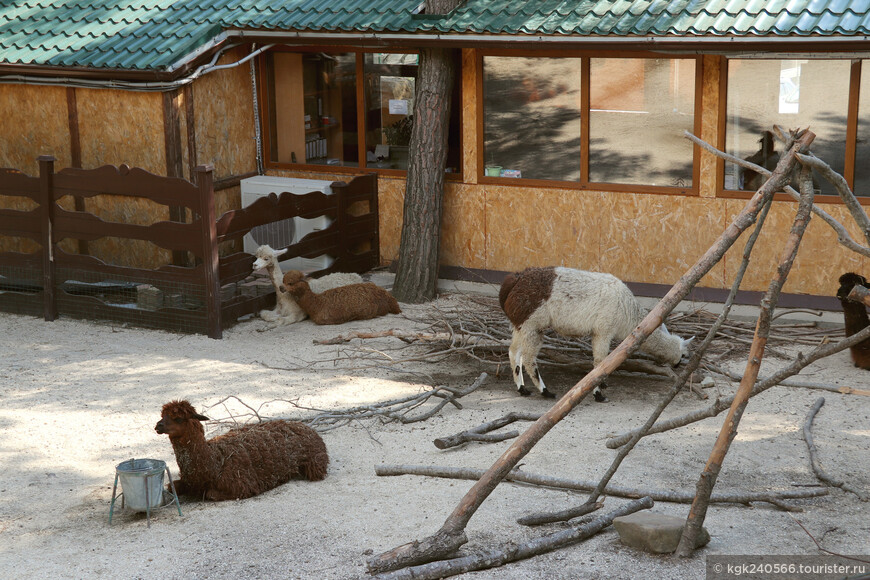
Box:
333;180;348;260
37;155;57;321
195;165;221;339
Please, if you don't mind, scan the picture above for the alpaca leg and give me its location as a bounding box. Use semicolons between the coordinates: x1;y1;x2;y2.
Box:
590;333;613;403
509;329;529;396
522;331;554;398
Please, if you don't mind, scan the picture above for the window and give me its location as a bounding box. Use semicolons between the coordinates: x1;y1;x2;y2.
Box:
483;57;582;181
724;59;851;195
855;59;870;196
263;49;460;174
265;51;358;167
590;58;695;187
481;54;698;189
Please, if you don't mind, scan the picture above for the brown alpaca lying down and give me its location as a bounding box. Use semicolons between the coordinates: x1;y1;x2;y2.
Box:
281;270;401;325
155;400;328;501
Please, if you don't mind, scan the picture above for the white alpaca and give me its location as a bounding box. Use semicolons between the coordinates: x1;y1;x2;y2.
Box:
252;245;362;327
499;267;692;401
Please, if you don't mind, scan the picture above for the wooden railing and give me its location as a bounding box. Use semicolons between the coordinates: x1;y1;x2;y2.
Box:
0;157;379;338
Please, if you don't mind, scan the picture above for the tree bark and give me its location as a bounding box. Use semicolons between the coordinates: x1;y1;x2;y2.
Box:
391;0;461;304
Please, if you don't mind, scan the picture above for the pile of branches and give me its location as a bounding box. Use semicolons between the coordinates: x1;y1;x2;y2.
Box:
317;294;837;382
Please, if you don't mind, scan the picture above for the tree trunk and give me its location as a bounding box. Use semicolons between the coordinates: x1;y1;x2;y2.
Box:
392;0;460;303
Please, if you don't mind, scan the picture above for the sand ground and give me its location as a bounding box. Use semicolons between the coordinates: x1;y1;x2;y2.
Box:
0;277;868;579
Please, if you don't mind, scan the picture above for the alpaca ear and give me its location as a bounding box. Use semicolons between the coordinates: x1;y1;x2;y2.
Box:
193;412;210;422
275;248;288;258
681;336;695;350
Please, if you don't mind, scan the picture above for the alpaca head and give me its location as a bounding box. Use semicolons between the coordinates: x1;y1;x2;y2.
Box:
252;245;288;272
658;324;694;366
837;272;868;302
155;400;210;439
280;270;307;297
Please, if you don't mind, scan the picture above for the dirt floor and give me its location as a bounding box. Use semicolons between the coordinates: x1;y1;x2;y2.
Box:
0;278;868;579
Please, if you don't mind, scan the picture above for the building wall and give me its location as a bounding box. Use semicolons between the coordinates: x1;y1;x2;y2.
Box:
2;48;866;299
276;49;868;301
0;47;258;267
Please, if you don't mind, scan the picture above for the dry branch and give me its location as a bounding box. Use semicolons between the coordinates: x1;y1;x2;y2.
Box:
848;283;870;307
802;397;869;501
371;497;654;580
433;412;543;449
685;130;870;259
677;131;817;556
795;152;870;246
606;323;870;449
374;464;827;510
564;193;777;526
366;129;818;576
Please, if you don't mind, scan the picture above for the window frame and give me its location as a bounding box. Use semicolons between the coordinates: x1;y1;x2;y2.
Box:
476;49;703;196
716;56;867;205
258;46;463;179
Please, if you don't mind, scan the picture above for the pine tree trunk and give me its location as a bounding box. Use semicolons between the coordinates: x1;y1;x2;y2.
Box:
392;1;459;303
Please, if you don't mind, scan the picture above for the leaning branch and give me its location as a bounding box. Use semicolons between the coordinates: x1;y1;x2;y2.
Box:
366;129;817;576
684;130;870;258
605;324;870;449
372;497;654;580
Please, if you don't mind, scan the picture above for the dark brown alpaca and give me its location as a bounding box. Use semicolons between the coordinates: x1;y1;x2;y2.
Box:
836;272;870;370
155;400;328;501
281;270;401;325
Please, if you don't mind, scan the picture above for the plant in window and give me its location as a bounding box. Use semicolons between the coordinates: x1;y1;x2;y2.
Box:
384;115;414;146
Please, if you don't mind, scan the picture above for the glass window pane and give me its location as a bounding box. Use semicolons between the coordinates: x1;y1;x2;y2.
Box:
364;53;418;171
589;58;695;187
854;60;870;196
266;52;358;167
483;56;582;181
725;59;849;194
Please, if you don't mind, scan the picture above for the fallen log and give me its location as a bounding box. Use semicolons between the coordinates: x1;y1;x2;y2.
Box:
374;464;827;510
433;412;543;449
366;129;817;576
371;497;654;580
802;397;869;501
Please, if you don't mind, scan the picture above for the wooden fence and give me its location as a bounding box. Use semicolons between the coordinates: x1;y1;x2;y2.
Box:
0;156;379;338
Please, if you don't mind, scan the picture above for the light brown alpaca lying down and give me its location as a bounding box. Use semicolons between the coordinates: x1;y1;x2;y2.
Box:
281;270;401;325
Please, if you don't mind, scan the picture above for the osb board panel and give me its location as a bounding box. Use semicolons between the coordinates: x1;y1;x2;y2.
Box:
0;84;71;174
77;88;164;173
721;199;866;296
378;176;405;264
461;48;478;184
194;46;257;179
699;55;720;198
440;182;486;268
485;186;604;272
81;195;172;268
598;192;726;290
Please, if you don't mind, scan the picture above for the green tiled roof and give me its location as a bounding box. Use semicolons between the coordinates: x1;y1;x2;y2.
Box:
426;0;870;36
2;0;870;73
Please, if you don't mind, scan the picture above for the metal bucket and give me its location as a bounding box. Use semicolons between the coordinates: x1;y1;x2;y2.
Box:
115;458;165;511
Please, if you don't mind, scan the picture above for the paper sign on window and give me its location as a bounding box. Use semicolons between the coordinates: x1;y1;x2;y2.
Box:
389;99;409;115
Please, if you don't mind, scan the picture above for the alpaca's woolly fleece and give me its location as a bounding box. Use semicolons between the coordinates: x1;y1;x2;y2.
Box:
155;400;328;501
281;270;401;325
252;244;362;326
836;272;870;370
500;266;690;399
